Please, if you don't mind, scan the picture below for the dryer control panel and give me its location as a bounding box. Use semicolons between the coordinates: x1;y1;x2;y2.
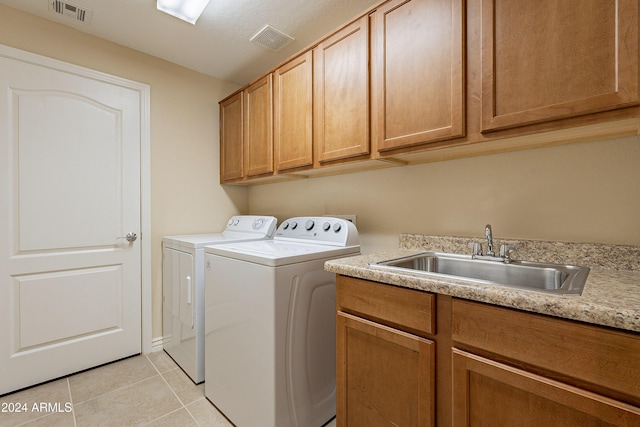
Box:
223;215;277;236
275;217;359;246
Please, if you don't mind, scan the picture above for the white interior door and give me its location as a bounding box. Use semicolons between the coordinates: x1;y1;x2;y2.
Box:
0;47;145;395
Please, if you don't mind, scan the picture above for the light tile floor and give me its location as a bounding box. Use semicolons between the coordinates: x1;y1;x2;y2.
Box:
0;352;338;427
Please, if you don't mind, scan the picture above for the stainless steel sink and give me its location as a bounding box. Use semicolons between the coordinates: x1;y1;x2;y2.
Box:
370;252;590;295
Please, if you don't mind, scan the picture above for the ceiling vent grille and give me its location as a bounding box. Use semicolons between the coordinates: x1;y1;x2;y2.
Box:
250;25;294;51
49;0;93;25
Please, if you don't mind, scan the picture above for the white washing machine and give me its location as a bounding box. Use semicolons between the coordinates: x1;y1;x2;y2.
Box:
204;217;360;427
162;215;277;384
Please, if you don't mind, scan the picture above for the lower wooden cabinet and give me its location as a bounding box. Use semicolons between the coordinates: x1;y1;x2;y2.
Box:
452;349;640;426
337;312;435;427
336;275;640;426
337;276;436;426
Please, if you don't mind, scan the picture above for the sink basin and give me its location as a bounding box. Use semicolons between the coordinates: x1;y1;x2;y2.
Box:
370;252;590;295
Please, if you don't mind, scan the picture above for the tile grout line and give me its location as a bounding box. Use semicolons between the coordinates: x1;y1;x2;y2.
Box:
183;397;210;427
139;407;185;427
144;354;200;426
66;378;77;427
8;379;76;427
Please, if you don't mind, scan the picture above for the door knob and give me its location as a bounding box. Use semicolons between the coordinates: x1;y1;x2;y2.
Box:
118;232;138;242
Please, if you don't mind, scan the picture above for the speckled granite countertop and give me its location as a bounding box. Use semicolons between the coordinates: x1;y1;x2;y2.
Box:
325;234;640;333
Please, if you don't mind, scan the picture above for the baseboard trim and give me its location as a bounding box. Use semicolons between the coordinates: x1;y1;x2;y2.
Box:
149;336;165;353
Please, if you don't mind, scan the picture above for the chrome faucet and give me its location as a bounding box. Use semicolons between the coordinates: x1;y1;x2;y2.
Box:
469;224;516;263
485;224;495;257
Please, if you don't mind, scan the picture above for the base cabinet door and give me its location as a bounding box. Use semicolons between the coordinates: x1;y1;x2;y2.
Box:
452;349;640;427
337;311;435;427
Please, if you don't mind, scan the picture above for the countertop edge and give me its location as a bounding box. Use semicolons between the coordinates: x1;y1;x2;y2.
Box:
325;250;640;333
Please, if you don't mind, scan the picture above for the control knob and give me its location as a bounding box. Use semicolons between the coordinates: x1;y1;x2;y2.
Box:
333;223;342;232
322;222;331;231
305;220;315;230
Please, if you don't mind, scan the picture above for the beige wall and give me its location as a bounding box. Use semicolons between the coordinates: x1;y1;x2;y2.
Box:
249;135;640;252
0;5;248;340
3;4;640;344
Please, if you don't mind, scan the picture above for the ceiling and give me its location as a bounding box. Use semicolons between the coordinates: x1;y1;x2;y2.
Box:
0;0;380;85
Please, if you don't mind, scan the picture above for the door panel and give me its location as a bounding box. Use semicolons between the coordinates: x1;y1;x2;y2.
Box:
15;266;122;349
0;49;142;394
16;91;121;250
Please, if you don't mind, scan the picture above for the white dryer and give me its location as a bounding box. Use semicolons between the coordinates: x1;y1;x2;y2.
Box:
204;217;360;427
162;215;277;383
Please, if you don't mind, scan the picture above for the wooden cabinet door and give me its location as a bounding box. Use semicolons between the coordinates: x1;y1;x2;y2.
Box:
452;349;640;426
481;0;639;132
219;91;244;182
371;0;464;153
451;298;640;402
314;16;369;164
274;51;313;171
337;311;435;427
244;74;273;177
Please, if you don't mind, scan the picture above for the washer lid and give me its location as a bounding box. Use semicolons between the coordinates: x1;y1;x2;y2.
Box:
205;239;360;266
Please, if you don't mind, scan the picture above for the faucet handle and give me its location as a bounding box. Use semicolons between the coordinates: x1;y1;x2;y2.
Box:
499;244;516;262
468;242;483;256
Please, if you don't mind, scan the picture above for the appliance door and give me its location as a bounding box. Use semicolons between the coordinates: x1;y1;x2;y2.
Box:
163;247;196;375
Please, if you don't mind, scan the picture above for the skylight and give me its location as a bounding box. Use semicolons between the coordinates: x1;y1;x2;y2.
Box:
156;0;211;24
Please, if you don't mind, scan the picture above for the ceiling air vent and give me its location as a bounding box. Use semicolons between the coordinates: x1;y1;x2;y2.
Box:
49;0;93;25
250;25;294;51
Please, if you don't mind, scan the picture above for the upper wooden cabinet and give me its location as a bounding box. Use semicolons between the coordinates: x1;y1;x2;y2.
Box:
219;91;244;182
481;0;640;132
371;0;465;153
314;16;370;164
219;0;640;184
244;74;274;177
274;51;314;172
